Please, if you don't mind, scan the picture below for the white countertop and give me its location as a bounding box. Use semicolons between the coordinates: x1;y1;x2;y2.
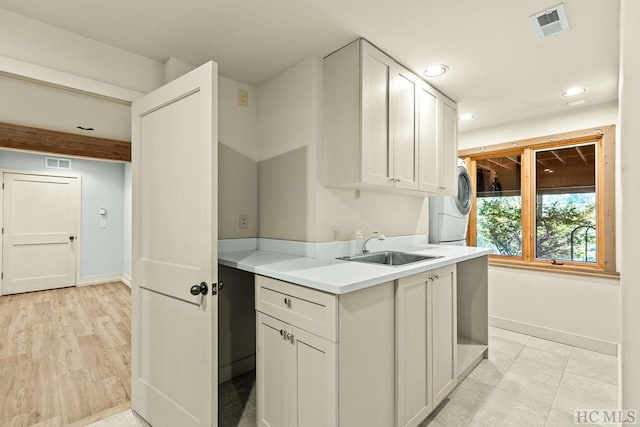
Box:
218;244;491;294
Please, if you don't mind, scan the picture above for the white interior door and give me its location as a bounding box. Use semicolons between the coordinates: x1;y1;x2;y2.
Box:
131;61;218;427
2;172;79;295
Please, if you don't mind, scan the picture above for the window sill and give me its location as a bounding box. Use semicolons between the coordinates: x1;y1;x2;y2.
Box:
488;258;620;280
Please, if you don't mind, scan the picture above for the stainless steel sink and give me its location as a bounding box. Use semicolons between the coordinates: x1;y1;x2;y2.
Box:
337;251;442;266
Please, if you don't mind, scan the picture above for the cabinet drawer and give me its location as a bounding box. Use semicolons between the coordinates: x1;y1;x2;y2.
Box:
255;275;337;341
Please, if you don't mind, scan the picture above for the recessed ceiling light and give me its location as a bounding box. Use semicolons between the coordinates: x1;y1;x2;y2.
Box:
423;64;449;77
562;86;588;97
567;99;587;107
458;113;474;121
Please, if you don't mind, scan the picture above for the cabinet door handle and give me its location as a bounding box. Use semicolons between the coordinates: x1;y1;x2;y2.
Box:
433;274;439;280
284;297;292;307
280;329;285;337
286;332;295;344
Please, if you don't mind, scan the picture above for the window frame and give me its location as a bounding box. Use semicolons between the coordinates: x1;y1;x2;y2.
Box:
461;125;617;277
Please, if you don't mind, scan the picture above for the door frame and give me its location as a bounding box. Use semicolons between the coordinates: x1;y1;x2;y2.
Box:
0;168;82;296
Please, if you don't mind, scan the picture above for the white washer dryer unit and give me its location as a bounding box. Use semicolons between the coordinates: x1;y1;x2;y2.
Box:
429;159;472;245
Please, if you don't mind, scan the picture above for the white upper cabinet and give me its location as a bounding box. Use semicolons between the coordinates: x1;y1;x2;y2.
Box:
417;82;440;193
391;65;420;190
418;82;458;195
439;97;458;194
323;38;457;196
361;42;394;187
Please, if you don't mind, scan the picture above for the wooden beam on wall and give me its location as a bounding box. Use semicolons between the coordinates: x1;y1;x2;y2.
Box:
0;121;130;162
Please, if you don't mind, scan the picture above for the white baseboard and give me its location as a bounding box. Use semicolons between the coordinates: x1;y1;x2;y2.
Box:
218;355;256;384
76;275;124;287
121;275;132;288
489;315;619;356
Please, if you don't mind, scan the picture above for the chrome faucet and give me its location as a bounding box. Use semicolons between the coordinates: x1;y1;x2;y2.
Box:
362;232;386;254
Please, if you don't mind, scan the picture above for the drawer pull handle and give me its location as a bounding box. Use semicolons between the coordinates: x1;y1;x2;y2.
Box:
284;297;292;307
285;332;295;343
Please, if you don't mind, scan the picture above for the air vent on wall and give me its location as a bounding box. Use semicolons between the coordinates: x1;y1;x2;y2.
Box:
530;3;570;39
45;157;72;170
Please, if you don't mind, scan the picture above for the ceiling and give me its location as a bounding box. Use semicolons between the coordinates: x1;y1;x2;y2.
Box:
0;0;620;132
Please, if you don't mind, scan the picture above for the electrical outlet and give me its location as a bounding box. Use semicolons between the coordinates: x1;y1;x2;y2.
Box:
331;226;340;241
239;214;248;230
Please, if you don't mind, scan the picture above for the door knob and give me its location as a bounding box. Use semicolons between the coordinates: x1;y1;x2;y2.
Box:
190;282;208;296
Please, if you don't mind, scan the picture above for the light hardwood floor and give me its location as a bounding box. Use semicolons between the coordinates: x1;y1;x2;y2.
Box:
0;282;131;426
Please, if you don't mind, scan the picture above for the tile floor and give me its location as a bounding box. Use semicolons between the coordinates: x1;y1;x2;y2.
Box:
89;327;618;427
421;327;618;427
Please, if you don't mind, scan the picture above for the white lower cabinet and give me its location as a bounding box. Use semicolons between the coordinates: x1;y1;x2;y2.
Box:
396;265;457;427
257;312;336;427
256;275;396;427
256;264;460;427
431;266;458;405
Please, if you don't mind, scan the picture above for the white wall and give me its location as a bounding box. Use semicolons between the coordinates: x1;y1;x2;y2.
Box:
459;101;619;150
256;57;318;163
0;150;125;283
123;163;132;282
619;0;640;411
459;104;621;351
0;9;164;93
220;75;259;161
490;267;619;352
256;57;319;241
256;56;429;242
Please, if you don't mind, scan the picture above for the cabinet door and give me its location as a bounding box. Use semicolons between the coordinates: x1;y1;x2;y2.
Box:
417;82;439;193
289;326;337;427
438;97;458;194
396;273;432;427
391;66;419;190
361;42;394;187
257;313;290;427
431;265;458;407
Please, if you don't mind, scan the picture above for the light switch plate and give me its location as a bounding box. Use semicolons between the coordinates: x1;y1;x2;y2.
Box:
237;89;248;107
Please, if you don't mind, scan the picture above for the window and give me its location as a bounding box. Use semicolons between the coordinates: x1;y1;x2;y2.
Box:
462;126;616;276
476;154;522;256
535;144;596;263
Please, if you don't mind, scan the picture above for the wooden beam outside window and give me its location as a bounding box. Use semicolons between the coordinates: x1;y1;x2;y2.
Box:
0;121;131;162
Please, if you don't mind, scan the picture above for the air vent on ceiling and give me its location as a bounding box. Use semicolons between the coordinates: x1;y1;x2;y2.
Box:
530;3;570;39
45;157;72;170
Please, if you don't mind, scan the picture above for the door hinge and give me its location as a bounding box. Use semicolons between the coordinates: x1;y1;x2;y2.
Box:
1;183;3;189
1;273;3;280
